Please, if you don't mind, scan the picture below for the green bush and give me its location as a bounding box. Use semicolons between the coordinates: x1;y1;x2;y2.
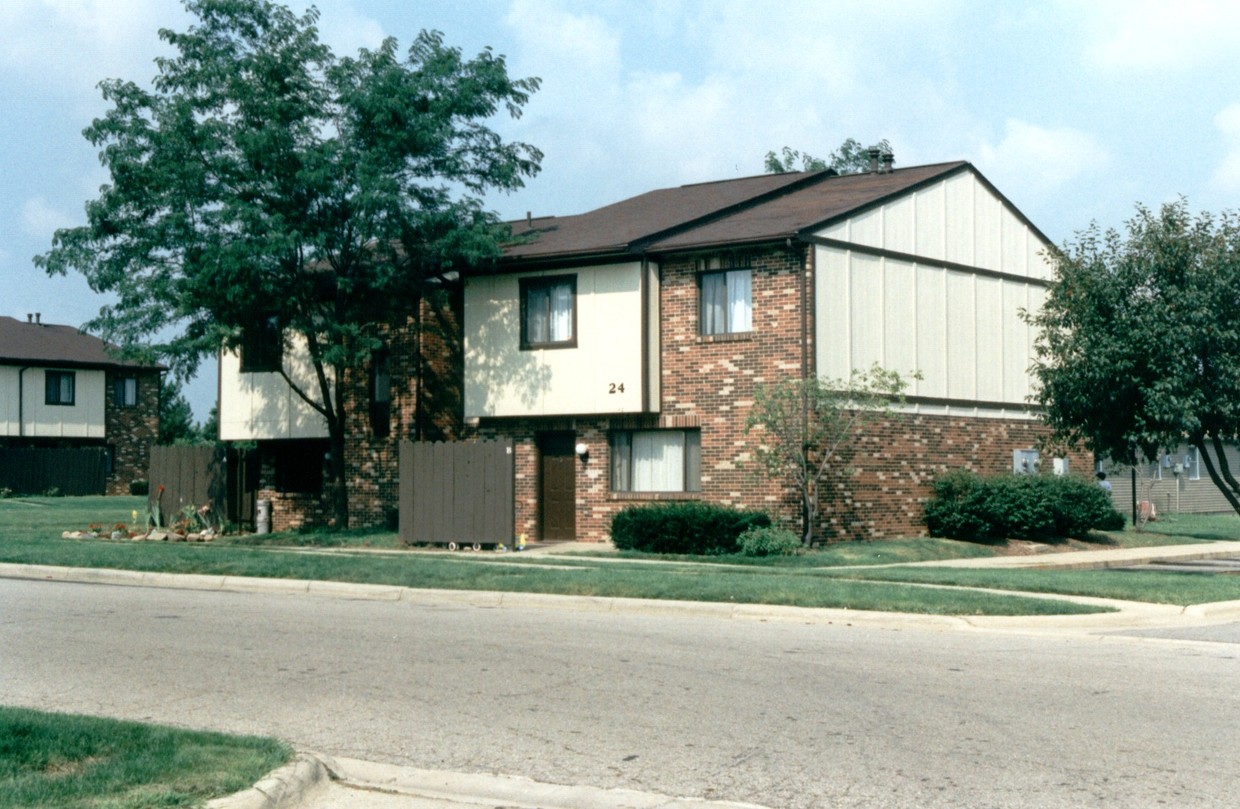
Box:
129;479;150;496
610;502;771;555
737;525;802;557
924;470;1124;542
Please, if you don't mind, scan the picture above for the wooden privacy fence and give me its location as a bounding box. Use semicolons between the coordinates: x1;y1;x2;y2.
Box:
0;447;107;496
399;440;514;546
148;445;226;526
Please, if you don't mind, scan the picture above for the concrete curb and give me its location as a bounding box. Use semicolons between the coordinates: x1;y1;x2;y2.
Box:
205;753;330;809
324;755;774;809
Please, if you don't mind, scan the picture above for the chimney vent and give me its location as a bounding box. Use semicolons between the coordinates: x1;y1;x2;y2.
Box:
867;148;881;174
26;313;32;323
880;151;895;174
35;313;41;324
526;211;533;227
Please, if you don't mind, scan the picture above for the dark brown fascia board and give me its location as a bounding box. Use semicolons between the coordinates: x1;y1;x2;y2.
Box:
804;236;1052;288
0;358;164;372
483;249;648;276
793;162;1056;252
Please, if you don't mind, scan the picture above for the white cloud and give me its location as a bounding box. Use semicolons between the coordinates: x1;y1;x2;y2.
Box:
975;119;1107;200
1210;104;1240;192
21;196;75;239
1083;0;1240;70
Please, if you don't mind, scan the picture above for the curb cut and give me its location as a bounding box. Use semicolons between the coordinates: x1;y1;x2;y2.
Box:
205;753;330;809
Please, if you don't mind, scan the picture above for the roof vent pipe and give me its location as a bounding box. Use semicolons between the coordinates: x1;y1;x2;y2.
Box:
35;313;41;324
26;313;32;323
526;211;533;227
868;148;881;174
880;151;895;173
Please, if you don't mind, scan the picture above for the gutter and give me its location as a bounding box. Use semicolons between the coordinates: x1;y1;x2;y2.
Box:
17;366;29;438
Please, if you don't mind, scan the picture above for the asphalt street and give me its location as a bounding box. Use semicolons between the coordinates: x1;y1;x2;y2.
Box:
4;577;1240;808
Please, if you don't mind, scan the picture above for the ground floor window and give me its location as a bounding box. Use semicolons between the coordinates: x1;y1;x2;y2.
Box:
610;429;701;492
271;440;328;494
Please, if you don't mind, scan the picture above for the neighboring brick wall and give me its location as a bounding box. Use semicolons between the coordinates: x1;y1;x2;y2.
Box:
104;369;160;495
343;288;463;528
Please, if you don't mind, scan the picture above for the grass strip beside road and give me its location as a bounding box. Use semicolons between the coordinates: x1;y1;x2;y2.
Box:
828;565;1240;607
0;497;1103;616
0;706;290;809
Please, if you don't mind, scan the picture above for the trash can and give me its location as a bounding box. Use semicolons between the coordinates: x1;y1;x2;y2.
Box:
256;498;272;534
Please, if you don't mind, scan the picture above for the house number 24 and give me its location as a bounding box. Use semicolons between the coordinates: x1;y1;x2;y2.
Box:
608;383;626;394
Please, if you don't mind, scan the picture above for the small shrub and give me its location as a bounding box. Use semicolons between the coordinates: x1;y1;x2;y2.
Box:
0;487;12;499
42;486;61;498
924;470;1124;542
738;525;802;557
610;502;771;555
129;479;150;496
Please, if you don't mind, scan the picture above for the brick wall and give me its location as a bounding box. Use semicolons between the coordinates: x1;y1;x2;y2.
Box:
103;369;160;495
342;288;463;528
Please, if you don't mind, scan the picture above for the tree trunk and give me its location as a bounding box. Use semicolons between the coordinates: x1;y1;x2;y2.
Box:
328;426;349;528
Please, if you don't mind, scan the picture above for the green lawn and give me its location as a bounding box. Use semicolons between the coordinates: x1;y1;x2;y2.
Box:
0;706;289;809
4;495;1240;614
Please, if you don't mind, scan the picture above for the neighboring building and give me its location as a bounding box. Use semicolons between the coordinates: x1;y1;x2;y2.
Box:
217;293;461;531
1101;447;1240;518
0;313;161;494
465;160;1089;541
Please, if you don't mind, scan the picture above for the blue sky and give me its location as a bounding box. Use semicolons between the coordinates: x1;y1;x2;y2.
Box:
4;0;1240;420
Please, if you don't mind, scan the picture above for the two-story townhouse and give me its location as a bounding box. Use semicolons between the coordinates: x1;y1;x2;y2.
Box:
465;160;1090;541
217;292;461;531
0;314;161;494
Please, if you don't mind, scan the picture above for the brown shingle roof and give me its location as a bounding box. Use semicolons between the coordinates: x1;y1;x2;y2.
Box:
501;161;974;262
0;316;159;369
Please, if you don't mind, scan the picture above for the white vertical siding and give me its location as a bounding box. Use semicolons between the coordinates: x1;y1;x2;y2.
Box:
15;368;107;438
464;261;648;418
812;167;1052;414
218;335;330;441
0;366;18;436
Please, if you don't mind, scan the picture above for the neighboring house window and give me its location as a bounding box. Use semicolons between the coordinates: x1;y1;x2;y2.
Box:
240;315;283;372
1186;447;1200;480
1012;448;1039;474
699;256;752;336
520;275;577;349
45;371;75;406
611;429;701;492
370;348;391;439
115;375;137;407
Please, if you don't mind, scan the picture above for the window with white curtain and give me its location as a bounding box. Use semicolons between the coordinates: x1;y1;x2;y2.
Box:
520;275;577;349
700;264;752;336
610;430;701;492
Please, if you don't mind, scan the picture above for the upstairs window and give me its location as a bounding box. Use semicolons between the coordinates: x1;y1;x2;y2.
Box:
699;255;752;335
370;348;391;438
611;429;701;493
520;275;577;350
115;375;137;407
45;370;75;406
240;314;283;373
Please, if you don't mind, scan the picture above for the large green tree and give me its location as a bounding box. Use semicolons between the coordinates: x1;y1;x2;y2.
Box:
38;0;542;526
764;138;893;175
1028;199;1240;515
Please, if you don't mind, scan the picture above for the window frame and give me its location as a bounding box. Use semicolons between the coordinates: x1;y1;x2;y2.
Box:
698;255;753;337
239;314;283;373
610;429;702;493
369;347;392;439
519;275;578;351
45;370;76;406
114;375;137;408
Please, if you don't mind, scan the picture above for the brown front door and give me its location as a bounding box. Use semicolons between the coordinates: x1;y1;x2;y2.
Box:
539;432;576;541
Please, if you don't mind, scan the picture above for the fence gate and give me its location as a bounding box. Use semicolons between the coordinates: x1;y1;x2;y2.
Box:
399;440;514;546
148;445;227;526
0;447;107;496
